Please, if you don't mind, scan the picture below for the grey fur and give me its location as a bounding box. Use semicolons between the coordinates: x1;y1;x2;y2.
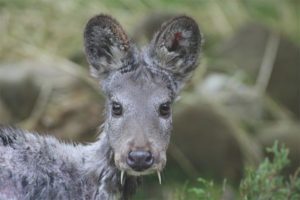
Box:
0;14;202;200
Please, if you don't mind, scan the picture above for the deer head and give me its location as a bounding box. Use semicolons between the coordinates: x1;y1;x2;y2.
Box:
84;14;202;183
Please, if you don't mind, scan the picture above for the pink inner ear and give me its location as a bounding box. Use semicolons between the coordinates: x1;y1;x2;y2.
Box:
171;32;182;50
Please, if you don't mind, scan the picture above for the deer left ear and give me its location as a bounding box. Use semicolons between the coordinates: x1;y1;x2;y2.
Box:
84;14;137;80
148;15;202;89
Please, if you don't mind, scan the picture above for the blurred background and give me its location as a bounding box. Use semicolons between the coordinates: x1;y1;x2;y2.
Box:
0;0;299;199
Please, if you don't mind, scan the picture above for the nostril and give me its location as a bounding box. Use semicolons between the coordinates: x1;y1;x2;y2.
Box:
145;151;154;164
127;153;135;163
126;151;136;167
126;150;154;171
145;155;152;162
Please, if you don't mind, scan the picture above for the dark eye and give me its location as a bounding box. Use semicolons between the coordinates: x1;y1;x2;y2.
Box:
112;102;123;116
159;102;171;117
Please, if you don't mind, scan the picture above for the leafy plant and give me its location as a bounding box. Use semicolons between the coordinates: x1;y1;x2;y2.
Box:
240;141;300;200
180;141;300;200
188;178;222;200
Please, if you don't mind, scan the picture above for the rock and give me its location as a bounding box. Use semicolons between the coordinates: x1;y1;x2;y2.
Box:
197;73;271;122
0;99;12;123
0;60;76;90
0;66;40;122
0;60;104;142
267;38;300;119
216;23;300;119
35;88;104;142
216;23;269;77
170;94;263;182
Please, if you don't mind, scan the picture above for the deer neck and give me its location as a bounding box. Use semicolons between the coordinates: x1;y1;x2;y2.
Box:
83;131;141;200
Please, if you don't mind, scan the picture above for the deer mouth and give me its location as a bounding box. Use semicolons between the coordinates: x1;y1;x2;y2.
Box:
119;168;163;185
115;153;166;184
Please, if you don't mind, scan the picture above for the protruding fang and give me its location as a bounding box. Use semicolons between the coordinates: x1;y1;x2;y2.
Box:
121;171;125;185
157;171;161;185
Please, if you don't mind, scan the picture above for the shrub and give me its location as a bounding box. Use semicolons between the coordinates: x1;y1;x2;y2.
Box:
182;141;300;200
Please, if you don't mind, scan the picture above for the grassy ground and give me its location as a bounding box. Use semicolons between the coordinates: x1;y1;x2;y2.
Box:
0;0;299;62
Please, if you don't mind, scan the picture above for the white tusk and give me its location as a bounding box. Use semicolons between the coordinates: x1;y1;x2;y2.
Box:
157;171;161;185
121;171;125;185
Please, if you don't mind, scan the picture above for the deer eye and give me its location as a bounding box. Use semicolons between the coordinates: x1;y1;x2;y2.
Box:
112;102;123;116
159;102;171;118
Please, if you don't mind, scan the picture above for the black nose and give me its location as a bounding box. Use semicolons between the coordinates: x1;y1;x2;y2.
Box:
126;150;154;171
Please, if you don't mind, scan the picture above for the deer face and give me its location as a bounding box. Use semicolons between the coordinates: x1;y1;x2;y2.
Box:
104;67;174;177
84;15;202;179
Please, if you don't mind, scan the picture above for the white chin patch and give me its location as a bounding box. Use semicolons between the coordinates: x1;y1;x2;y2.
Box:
120;169;162;185
127;170;153;176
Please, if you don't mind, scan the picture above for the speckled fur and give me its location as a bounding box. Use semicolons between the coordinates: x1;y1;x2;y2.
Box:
0;126;141;200
0;14;202;200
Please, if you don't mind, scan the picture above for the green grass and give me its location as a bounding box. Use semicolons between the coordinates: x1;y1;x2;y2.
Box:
0;0;298;62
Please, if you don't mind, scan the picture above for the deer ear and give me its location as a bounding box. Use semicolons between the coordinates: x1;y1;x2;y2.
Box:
84;14;137;79
148;16;202;89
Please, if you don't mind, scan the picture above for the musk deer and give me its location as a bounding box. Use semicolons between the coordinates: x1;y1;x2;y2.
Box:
0;14;202;200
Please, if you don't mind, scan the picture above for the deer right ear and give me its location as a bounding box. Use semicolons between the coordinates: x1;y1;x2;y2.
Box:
84;14;137;79
147;16;202;91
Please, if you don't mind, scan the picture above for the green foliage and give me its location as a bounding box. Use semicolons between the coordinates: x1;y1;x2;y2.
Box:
240;141;300;200
180;141;300;200
188;178;223;200
175;178;223;200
